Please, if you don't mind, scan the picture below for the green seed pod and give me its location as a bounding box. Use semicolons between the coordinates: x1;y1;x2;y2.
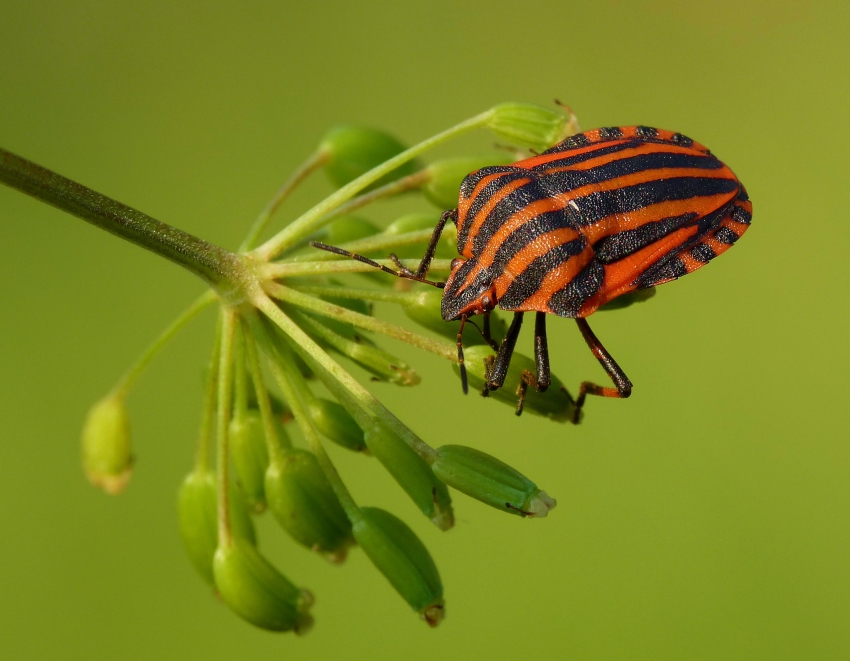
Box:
265;448;355;561
177;470;257;586
319;126;420;191
314;214;382;246
599;287;656;311
81;395;133;495
453;345;577;423
423;155;513;209
431;445;556;518
213;538;313;633
308;397;367;452
400;289;506;346
382;212;457;259
353;507;444;627
487;103;570;152
363;422;453;530
229;411;270;512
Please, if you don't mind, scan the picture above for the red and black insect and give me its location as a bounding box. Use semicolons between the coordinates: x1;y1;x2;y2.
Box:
313;125;752;422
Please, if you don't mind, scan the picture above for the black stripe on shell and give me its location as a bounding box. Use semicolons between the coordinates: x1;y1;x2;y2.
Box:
594;213;699;264
547;259;605;317
498;238;587;310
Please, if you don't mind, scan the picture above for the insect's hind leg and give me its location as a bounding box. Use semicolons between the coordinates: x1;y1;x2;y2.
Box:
572;317;632;424
514;312;552;416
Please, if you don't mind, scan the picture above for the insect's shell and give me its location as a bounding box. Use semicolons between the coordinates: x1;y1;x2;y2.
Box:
441;125;751;322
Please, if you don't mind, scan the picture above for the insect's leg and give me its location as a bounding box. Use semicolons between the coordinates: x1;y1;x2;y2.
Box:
515;370;540;416
481;354;495;397
572;317;632;424
481;312;499;351
417;209;456;278
456;314;468;395
534;312;551;393
309;242;445;288
487;312;524;391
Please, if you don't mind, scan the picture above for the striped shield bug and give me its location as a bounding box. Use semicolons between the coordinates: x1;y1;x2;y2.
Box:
313;125;752;423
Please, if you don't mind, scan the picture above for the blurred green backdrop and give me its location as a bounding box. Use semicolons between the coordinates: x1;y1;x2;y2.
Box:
1;1;848;659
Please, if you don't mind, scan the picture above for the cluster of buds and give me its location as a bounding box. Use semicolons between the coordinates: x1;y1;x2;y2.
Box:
72;102;650;633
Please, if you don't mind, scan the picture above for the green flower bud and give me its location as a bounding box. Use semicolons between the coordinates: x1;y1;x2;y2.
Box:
229;410;270;512
487;103;570;152
314;214;382;245
353;507;444;627
364;422;453;530
599;287;656;311
177;470;257;586
81;395;133;494
319;126;420;191
431;445;556;518
308;397;367;452
382;212;457;259
401;289;506;347
423;155;513;209
265;449;355;561
213;538;313;633
453;345;577;423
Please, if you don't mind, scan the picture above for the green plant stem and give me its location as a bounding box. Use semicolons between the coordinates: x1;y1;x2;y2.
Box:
261;258;452;280
246;311;360;519
216;307;238;549
253;293;438;463
112;290;216;399
239;149;328;252
252;111;494;261
241;319;290;464
265;282;456;361
232;325;248;421
0;148;248;296
194;318;222;473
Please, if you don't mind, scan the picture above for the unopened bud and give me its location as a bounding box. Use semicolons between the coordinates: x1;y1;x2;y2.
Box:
353;507;444;626
81;395;133;494
401;289;506;346
431;445;556;518
229;411;270;512
308;397;367;452
599;287;656;311
364;422;453;530
177;470;257;586
213;538;313;633
423;155;513;209
265;449;354;561
487;103;570;152
319;126;420;191
454;345;576;422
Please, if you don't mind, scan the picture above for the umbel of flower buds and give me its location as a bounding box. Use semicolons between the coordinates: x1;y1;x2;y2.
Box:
213;538;314;633
431;445;556;518
352;507;444;627
422;155;513;209
177;470;256;586
80;395;133;494
319;126;420;191
264;448;354;561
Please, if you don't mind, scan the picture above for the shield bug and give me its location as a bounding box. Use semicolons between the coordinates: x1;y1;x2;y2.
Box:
313;125;752;422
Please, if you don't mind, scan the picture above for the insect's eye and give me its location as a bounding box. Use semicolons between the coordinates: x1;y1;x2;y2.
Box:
450;258;464;271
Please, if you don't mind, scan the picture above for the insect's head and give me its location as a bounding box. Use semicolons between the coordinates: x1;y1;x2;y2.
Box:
440;257;497;322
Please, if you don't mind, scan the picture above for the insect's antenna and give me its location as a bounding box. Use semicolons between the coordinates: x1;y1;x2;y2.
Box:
456;314;468;395
309;241;446;288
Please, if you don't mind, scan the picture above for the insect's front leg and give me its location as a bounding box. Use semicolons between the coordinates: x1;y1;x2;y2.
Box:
572;317;632;424
389;208;457;279
487;312;524;391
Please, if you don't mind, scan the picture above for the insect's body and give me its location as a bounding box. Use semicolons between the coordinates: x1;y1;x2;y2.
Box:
312;124;751;422
442;126;751;322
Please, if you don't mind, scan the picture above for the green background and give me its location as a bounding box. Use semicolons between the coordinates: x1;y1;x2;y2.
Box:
1;1;848;659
